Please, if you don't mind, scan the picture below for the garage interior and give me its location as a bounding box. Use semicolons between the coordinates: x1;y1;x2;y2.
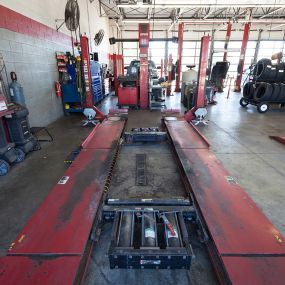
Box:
0;1;285;284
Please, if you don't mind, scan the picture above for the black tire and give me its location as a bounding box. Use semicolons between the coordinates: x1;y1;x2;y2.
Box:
0;159;10;176
240;98;249;107
278;83;285;102
253;82;273;102
257;102;269;113
269;65;278;82
271;83;281;101
253;58;272;81
243;82;254;99
14;148;25;163
276;63;285;83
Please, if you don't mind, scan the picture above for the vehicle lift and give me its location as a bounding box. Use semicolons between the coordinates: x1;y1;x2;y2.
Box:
115;23;150;109
111;23;175;110
1;26;285;285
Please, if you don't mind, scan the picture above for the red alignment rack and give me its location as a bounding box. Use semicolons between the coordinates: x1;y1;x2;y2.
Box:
0;118;126;285
165;118;285;284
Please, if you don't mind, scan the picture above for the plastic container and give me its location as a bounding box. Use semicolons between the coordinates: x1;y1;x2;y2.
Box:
9;72;26;106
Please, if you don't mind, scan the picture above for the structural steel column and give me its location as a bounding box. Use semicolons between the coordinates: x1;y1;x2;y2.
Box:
167;54;173;96
253;29;262;65
175;23;184;92
139;23;150;109
208;29;215;74
164;31;169;77
234;22;250;92
185;36;210;121
223;22;232;62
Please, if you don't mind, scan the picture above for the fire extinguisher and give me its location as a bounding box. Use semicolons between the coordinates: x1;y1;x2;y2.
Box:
55;81;62;97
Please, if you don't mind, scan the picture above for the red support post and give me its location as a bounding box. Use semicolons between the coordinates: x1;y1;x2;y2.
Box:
175;23;184;92
234;22;250;92
113;54;119;96
139;23;150;109
121;56;124;75
80;35;93;108
185;36;210;122
223;21;232;62
80;35;106;121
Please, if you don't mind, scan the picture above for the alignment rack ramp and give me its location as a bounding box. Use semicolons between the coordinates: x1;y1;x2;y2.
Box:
165;117;285;285
0;117;126;285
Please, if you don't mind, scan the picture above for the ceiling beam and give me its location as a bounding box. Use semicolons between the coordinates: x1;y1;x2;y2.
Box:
147;7;152;19
168;8;185;32
270;23;285;30
116;4;285;9
259;7;283;19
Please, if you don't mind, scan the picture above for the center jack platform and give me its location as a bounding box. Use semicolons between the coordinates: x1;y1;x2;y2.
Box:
103;198;196;270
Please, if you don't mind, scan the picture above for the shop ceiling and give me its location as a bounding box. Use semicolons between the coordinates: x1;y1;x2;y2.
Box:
99;0;285;30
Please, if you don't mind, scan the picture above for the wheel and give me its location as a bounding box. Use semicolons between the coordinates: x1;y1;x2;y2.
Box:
257;102;269;113
239;98;249;107
0;159;10;176
14;148;25;163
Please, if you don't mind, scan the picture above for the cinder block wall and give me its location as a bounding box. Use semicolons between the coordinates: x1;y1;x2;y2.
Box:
0;28;72;126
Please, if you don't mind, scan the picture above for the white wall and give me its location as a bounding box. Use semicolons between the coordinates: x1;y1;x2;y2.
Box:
0;0;111;126
0;0;111;62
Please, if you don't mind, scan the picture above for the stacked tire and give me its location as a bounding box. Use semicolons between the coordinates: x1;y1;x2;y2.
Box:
240;58;285;113
253;59;285;83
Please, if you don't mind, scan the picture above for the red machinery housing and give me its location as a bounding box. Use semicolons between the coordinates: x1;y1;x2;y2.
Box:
118;86;139;107
110;53;124;96
116;23;150;109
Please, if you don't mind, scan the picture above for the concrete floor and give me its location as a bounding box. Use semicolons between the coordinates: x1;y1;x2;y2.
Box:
0;91;285;284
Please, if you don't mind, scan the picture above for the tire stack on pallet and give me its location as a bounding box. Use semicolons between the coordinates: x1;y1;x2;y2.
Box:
240;58;285;113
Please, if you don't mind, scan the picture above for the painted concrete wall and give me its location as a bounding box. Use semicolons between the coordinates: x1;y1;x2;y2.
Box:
1;0;111;61
0;28;72;127
0;1;111;126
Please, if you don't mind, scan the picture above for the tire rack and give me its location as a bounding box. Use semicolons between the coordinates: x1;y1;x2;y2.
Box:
240;59;285;113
